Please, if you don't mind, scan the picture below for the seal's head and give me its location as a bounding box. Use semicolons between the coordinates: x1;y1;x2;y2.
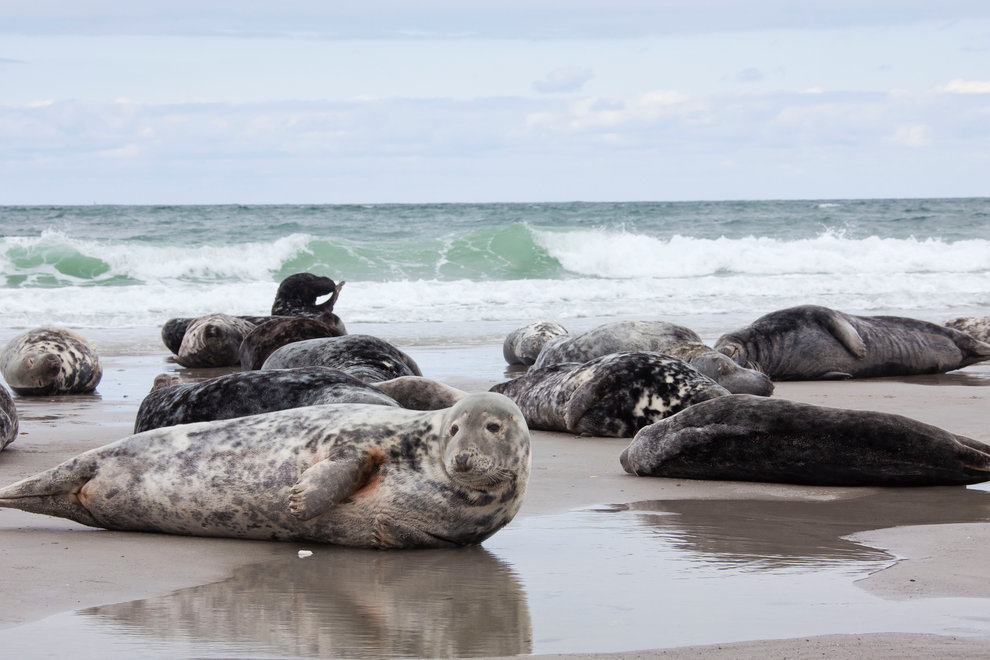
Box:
441;393;531;491
689;352;774;396
8;352;61;391
272;273;344;315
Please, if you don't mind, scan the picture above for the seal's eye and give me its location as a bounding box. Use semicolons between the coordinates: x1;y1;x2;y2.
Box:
449;424;459;436
486;422;502;433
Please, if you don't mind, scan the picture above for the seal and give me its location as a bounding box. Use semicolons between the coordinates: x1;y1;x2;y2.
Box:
502;321;569;366
261;335;423;383
175;313;258;368
134;366;400;433
0;393;532;549
531;320;773;396
945;315;990;343
620;394;990;487
715;305;990;380
0;327;103;395
490;351;729;437
238;316;346;370
372;376;468;411
0;383;17;451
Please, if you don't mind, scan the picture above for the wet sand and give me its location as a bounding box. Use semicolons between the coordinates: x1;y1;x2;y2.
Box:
0;331;989;658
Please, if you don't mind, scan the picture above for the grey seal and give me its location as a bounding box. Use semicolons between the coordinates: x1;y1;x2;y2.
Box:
372;376;468;411
0;384;17;451
620;394;990;487
945;315;990;343
134;366;400;432
175;313;258;368
715;305;990;380
0;327;103;395
502;321;569;366
531;320;773;396
490;351;729;437
238;316;346;370
261;335;423;383
0;393;532;549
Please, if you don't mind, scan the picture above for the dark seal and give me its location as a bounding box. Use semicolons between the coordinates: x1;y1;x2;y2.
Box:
0;393;532;549
620;394;990;487
261;335;423;383
134;366;399;433
490;351;729;437
238;316;346;370
0;327;103;395
715;305;990;380
0;384;17;451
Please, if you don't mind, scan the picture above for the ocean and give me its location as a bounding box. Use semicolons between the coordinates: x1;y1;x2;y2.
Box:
1;198;988;348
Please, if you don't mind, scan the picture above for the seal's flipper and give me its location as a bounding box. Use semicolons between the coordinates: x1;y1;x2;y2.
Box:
289;449;384;521
0;463;101;527
327;280;345;309
820;371;854;380
822;312;868;359
373;512;461;549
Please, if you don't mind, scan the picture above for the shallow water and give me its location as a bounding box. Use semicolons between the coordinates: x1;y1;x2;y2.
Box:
3;488;990;658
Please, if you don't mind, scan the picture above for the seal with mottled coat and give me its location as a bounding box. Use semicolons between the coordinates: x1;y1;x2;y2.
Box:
134;366;400;432
238;316;346;370
0;393;532;549
261;335;422;383
715;305;990;380
0;327;103;395
502;321;569;366
620;394;990;486
945;315;990;343
0;384;17;450
490;351;729;437
175;313;258;368
531;320;773;396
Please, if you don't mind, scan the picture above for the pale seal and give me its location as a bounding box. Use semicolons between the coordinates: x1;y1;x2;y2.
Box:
715;305;990;380
0;384;17;451
134;366;400;432
261;335;423;383
372;376;468;410
490;351;729;437
175;313;258;368
531;320;773;396
0;327;103;395
945;315;990;343
0;393;532;549
502;321;569;366
620;394;990;487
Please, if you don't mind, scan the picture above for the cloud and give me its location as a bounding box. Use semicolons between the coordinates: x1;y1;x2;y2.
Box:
532;67;594;93
890;124;931;147
939;78;990;94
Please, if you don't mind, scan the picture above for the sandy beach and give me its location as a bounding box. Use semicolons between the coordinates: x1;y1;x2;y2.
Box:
0;325;989;658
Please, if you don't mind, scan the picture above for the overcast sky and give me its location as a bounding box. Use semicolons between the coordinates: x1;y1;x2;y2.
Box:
2;1;989;204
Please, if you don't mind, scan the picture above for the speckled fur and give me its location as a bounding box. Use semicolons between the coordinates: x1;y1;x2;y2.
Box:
175;314;259;368
531;320;773;396
490;351;729;437
371;376;468;411
715;305;990;380
134;366;399;432
0;393;532;549
0;384;17;450
502;321;569;366
238;317;346;370
944;315;990;343
621;394;990;486
0;327;103;395
261;335;422;383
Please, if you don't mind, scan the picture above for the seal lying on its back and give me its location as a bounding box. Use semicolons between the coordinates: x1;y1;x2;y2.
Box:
715;305;990;380
0;393;532;549
531;320;773;396
945;315;990;343
0;327;103;395
134;366;400;432
262;335;422;383
238;316;346;370
620;394;990;487
502;321;568;366
0;384;18;451
175;313;258;368
490;351;729;437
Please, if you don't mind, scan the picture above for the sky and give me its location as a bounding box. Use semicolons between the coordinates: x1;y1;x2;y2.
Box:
2;1;989;204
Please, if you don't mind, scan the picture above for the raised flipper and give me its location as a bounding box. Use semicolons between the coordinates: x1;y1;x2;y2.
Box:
373;512;461;549
0;461;101;527
289;449;384;521
821;311;868;359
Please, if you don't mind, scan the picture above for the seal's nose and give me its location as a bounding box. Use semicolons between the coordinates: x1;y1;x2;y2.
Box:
454;454;471;472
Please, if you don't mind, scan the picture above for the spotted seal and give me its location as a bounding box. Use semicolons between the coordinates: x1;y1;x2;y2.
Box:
620;394;990;486
0;384;17;451
261;335;423;383
502;321;569;366
490;351;729;437
0;327;103;395
238;316;346;370
372;376;468;411
715;305;990;380
134;366;400;432
174;313;258;368
531;320;773;396
945;315;990;343
0;393;532;549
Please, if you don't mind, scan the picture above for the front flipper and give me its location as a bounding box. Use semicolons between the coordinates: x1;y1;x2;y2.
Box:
373;512;461;549
822;312;868;359
289;450;383;521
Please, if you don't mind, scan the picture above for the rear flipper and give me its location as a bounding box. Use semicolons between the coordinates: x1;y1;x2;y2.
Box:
0;461;101;528
373;513;461;549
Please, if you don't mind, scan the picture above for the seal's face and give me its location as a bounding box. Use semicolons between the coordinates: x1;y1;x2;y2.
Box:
442;395;531;491
13;352;61;389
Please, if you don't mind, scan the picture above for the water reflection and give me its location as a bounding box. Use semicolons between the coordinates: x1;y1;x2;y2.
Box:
81;546;531;658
